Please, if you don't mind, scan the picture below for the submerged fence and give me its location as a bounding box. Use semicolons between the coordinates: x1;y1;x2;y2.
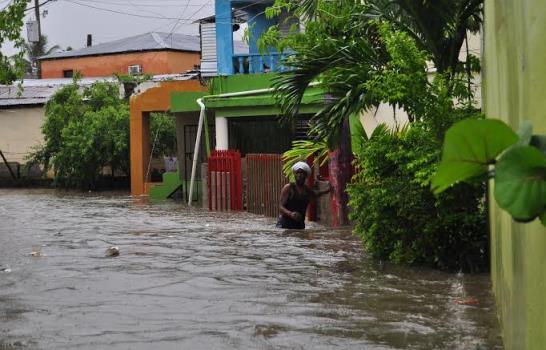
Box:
246;154;288;218
208;150;242;211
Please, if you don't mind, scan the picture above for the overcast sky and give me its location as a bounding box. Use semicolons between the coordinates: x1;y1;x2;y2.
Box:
1;0;238;56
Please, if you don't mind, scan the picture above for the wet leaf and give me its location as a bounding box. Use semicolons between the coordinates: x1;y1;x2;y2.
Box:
432;119;519;194
494;145;546;222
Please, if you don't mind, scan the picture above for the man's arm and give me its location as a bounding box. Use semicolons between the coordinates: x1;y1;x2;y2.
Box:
310;182;332;201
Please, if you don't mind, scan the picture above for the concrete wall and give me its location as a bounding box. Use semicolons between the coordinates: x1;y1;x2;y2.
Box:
41;51;200;78
360;32;481;135
0;106;44;163
483;1;546;349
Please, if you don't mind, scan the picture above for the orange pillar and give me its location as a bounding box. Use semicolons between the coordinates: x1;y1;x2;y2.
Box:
129;103;150;196
129;80;205;197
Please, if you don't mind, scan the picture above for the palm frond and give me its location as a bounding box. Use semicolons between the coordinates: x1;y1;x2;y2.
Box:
282;139;329;180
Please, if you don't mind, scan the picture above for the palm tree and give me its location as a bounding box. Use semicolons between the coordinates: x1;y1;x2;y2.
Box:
24;35;61;77
273;0;483;142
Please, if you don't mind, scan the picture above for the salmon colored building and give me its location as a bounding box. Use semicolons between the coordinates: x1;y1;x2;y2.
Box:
39;32;201;78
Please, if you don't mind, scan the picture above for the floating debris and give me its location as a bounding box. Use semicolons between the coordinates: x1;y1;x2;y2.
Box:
1;267;11;273
30;246;43;257
254;324;286;338
455;297;479;306
105;246;120;257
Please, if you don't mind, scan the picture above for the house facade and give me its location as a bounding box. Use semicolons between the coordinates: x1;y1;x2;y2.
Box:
0;77;116;165
483;1;546;348
39;32;201;78
160;0;349;224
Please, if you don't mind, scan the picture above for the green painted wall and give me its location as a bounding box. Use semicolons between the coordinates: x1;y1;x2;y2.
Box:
483;1;546;349
170;73;324;117
170;92;206;113
210;73;276;94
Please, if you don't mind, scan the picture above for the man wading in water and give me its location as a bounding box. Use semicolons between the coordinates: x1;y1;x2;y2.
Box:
277;161;330;229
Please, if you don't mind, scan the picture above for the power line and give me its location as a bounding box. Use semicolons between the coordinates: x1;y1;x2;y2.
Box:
126;0;169;19
166;0;193;41
62;0;270;25
76;0;207;7
166;0;211;42
62;0;208;20
25;0;56;12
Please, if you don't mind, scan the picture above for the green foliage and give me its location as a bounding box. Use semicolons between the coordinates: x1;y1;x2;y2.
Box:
28;79;179;189
433;119;546;226
268;0;489;271
28;80;130;189
273;14;475;144
282;139;329;180
150;113;177;158
432;119;519;194
495;145;546;222
348;123;488;271
267;0;482;141
23;35;61;74
0;0;27;84
113;73;152;85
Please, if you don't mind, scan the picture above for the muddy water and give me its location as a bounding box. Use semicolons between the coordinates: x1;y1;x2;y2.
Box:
0;189;501;349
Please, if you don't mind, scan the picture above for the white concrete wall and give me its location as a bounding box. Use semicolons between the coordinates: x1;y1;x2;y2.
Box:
360;32;482;137
360;103;409;138
0;106;45;163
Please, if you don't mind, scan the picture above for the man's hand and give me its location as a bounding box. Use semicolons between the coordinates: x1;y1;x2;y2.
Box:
313;182;332;197
291;211;303;222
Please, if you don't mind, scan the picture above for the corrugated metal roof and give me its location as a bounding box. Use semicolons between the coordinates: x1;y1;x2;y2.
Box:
39;32;200;60
0;73;198;107
0;78;112;107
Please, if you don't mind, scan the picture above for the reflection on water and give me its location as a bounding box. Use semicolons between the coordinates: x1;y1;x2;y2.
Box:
0;189;502;349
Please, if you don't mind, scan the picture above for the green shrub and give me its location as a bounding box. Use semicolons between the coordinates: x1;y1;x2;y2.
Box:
347;123;488;272
29;79;175;190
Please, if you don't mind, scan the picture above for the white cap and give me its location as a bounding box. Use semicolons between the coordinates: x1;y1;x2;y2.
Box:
292;161;312;176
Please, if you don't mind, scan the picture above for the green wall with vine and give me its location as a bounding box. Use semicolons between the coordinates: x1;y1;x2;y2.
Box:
483;1;546;349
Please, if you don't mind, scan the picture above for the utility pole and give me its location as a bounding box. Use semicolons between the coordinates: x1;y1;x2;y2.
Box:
34;0;42;78
34;0;42;38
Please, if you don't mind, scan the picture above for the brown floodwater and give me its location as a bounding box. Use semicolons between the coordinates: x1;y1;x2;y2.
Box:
0;189;502;349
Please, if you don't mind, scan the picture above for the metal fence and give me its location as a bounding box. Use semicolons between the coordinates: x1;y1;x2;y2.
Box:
208;150;243;211
246;154;288;218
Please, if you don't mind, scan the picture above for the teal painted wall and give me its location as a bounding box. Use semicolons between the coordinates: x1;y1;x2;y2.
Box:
483;1;546;349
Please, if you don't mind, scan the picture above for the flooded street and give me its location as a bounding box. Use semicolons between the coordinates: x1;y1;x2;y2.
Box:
0;189;501;349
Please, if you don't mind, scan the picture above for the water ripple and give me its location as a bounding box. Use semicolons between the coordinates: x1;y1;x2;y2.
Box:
0;189;501;349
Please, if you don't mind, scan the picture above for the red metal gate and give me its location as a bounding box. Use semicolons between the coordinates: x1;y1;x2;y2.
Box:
246;154;288;217
208;150;242;211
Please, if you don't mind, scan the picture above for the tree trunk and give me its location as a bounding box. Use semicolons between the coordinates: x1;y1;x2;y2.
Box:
327;117;352;227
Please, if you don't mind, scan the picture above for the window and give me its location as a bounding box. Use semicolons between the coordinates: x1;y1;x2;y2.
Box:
63;69;73;78
128;64;142;75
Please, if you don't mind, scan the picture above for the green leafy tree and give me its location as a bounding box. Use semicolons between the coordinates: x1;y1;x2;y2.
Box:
0;0;28;84
24;34;61;60
150;113;177;158
265;0;487;270
348;123;488;271
23;34;61;74
29;79;178;189
265;0;481;143
30;80;130;189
